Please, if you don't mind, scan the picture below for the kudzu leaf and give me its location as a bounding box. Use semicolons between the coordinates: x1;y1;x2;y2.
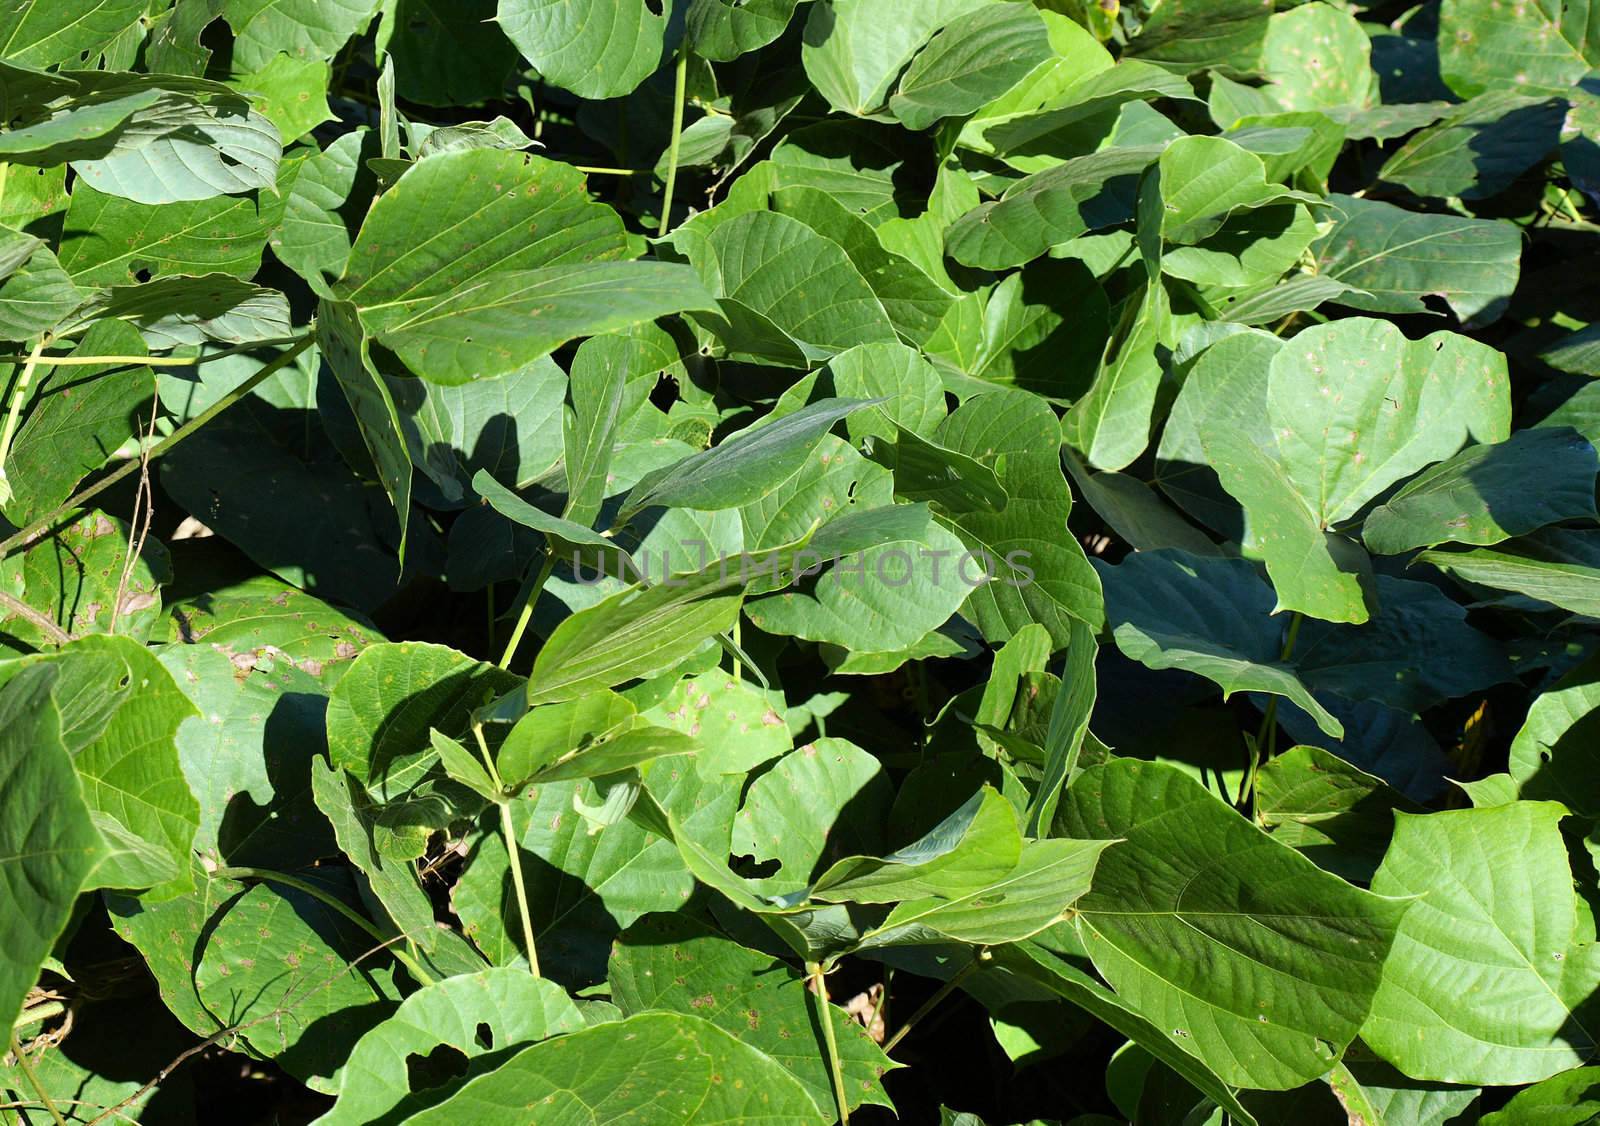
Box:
623;398;874;517
861;421;1008;512
398;1011;821;1124
1363;426;1599;555
271;130;371;296
643;672;790;777
71;101;281;204
935;389;1104;645
226;0;382;72
1204;317;1509;623
1255;744;1420;883
1510;654;1600;816
800;0;991;116
341;149;714;383
229;52;336;143
1312;194;1522;325
317;969;584;1125
0;665;103;1033
685;0;800;60
1437;0;1597;97
0;0;146;69
497;0;669;100
1419;528;1600;616
1098;549;1342;737
0;245;86;339
1122;0;1273;74
1258;2;1372;111
610;914;896;1118
1060;758;1408;1090
378;0;516;106
1378;92;1567;200
1364;802;1600;1084
980;61;1197;167
1481;1068;1600;1125
889;3;1052;132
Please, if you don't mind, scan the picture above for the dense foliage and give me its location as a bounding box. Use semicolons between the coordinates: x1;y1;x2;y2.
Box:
3;0;1600;1122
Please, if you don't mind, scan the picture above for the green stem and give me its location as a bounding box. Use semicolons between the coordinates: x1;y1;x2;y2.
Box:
0;339;47;488
0;336;308;367
883;952;986;1054
1242;611;1304;809
0;333;314;560
656;49;689;238
471;723;540;978
212;865;435;986
807;962;850;1126
497;552;556;669
574;166;642;176
8;1034;68;1126
12;1003;63;1031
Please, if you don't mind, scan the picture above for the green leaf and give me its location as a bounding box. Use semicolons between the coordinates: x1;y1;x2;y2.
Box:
800;0;992;116
1481;1067;1600;1125
271;130;370;295
935;389;1105;644
1311;195;1522;325
1258;2;1372;110
379;0;516;106
1098;549;1343;737
225;0;382;72
325;641;520;807
71;101;281;205
229;52;335;143
0;246;87;339
1062;274;1169;472
1510;654;1600;816
317;968;586;1125
194;875;400;1085
395;1011;822;1124
1364;802;1600;1084
1437;0;1597;97
685;0;800;61
623;397;875;517
610;914;896;1117
0;0;147;69
1363;426;1599;555
889;3;1052;132
0;320;151;526
1378;92;1567;200
341;149;714;383
0;665;103;1033
1060;758;1408;1089
497;0;669;100
1255;744;1418;883
861;421;1008;512
1123;0;1273;75
1204;318;1509;623
1419;529;1600;616
642;672;791;777
945;146;1161;270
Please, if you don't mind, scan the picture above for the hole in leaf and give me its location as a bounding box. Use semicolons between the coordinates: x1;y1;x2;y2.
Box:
474;1022;493;1050
405;1044;471;1091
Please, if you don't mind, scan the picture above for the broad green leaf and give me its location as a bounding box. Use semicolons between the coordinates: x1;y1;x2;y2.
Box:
0;665;103;1033
0;0;146;69
341;149;713;383
935;389;1105;644
1060;759;1408;1089
1154;135;1319;244
992;943;1259;1126
1258;2;1372;110
623;397;874;517
194;876;400;1084
1062;275;1169;472
325;641;520;806
0;246;86;339
90;274;292;346
610;914;895;1117
497;0;669;100
1419;529;1600;616
828;342;946;439
397;1011;821;1124
861;422;1008;512
810;786;1021;904
889;3;1052;131
643;672;790;777
1312;195;1522;325
979;61;1197;168
1510;654;1600;815
1481;1067;1600;1125
229;52;335;142
2;510;170;644
0;320;151;525
59;175;289;285
1363;426;1599;554
686;0;800;61
1026;615;1097;834
1123;0;1273;74
1437;0;1597;97
1378;92;1567;200
562;331;641;527
316;969;585;1125
71;101;281;205
272;130;370;295
945;146;1161;270
224;0;382;71
1543;322;1600;377
1097;549;1343;737
471;470;633;579
800;0;992;116
729;737;892;896
318;299;413;557
1255;745;1418;883
1205;318;1510;623
1364;802;1600;1084
495;690;636;786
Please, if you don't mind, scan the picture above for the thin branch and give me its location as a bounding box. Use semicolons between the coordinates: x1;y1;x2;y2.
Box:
0;591;72;646
657;49;689;238
883;952;987;1054
7;1033;67;1126
808;962;850;1126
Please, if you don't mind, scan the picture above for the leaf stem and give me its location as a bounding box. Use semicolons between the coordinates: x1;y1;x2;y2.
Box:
497;552;557;669
1242;611;1305;809
471;722;541;978
0;339;47;496
574;166;642;176
212;865;435;986
883;951;987;1054
0;336;309;367
807;962;850;1126
0;591;71;646
657;49;689;238
0;333;314;560
8;1033;68;1126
